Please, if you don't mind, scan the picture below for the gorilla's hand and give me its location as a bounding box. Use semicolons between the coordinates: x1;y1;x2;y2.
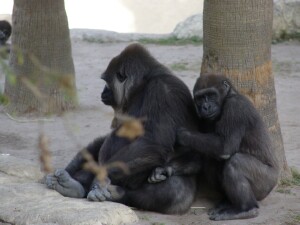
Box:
148;166;173;183
87;179;111;202
176;127;191;146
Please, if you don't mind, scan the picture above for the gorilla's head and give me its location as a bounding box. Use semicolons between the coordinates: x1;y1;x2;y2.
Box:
0;20;12;45
101;43;160;110
193;74;236;120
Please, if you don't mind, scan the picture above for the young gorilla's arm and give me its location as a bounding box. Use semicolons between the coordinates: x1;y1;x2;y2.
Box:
148;151;202;183
176;128;225;159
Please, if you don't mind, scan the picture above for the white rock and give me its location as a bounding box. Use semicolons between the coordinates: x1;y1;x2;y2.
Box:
0;155;138;225
172;14;203;39
0;155;43;180
273;0;300;39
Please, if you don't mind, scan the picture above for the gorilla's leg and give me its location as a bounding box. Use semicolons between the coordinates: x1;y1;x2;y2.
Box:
88;175;196;214
46;137;106;197
124;176;197;214
66;137;106;175
46;169;87;198
209;153;278;220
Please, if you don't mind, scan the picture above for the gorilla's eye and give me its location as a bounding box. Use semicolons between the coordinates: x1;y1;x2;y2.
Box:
116;72;127;82
207;94;217;101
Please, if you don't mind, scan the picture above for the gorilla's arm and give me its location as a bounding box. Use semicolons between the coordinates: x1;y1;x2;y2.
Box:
106;137;168;185
177;97;248;160
167;151;202;175
216;98;247;158
65;136;107;175
148;151;202;183
177;129;225;159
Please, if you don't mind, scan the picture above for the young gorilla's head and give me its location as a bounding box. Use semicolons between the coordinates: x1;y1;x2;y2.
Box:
0;20;12;45
193;73;235;120
100;43;160;110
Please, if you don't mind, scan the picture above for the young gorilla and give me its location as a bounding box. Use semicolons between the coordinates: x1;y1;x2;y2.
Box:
149;73;279;220
0;20;11;57
46;43;198;214
0;20;11;46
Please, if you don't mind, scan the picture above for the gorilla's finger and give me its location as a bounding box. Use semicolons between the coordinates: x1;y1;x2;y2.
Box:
87;190;100;201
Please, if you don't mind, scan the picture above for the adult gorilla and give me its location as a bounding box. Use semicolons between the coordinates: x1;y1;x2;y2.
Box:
46;43;198;214
149;73;279;220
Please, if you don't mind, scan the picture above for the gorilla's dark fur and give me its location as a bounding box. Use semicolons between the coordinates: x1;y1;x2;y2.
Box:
150;73;279;220
46;43;198;214
0;20;11;46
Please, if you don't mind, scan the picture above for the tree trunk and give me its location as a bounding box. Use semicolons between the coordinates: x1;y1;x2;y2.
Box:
201;0;290;179
4;0;77;115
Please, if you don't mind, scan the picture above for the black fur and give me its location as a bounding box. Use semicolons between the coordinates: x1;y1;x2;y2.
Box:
0;20;11;46
46;43;198;214
151;73;279;220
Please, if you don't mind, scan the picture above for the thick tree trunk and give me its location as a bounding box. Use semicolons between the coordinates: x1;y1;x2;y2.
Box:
201;0;290;179
4;0;77;115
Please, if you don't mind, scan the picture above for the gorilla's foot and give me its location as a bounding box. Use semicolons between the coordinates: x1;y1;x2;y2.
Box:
208;201;230;216
209;206;259;221
87;183;125;202
46;169;85;198
87;182;111;202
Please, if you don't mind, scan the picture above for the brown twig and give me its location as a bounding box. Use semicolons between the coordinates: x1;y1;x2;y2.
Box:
115;114;145;140
81;149;129;184
38;133;53;173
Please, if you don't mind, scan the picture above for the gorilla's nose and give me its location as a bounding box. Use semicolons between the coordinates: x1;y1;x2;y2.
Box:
202;103;211;112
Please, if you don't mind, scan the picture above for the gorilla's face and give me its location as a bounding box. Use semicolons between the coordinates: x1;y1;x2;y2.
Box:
101;44;152;110
193;74;232;120
0;20;12;45
101;55;128;108
194;88;221;120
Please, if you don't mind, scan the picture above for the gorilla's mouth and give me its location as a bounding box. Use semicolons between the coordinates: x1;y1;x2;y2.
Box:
101;85;114;106
198;111;218;120
101;97;110;105
196;107;217;120
203;111;218;120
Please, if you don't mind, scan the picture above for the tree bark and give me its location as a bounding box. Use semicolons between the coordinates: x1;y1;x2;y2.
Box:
201;0;290;179
4;0;77;115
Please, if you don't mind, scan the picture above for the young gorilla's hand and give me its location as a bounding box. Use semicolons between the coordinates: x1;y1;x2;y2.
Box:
148;166;173;183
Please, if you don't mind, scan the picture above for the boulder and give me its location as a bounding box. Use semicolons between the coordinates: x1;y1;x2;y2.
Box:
0;155;138;225
273;0;300;39
171;0;300;41
172;14;203;39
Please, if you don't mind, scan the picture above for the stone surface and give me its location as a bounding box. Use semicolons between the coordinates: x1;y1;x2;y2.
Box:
169;1;300;41
273;0;300;39
0;155;138;225
0;155;43;180
172;14;203;39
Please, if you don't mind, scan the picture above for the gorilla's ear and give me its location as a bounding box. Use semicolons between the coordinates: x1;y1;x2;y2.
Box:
223;80;230;90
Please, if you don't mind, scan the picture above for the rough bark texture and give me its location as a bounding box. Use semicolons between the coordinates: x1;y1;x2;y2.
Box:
201;0;290;179
4;0;77;115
